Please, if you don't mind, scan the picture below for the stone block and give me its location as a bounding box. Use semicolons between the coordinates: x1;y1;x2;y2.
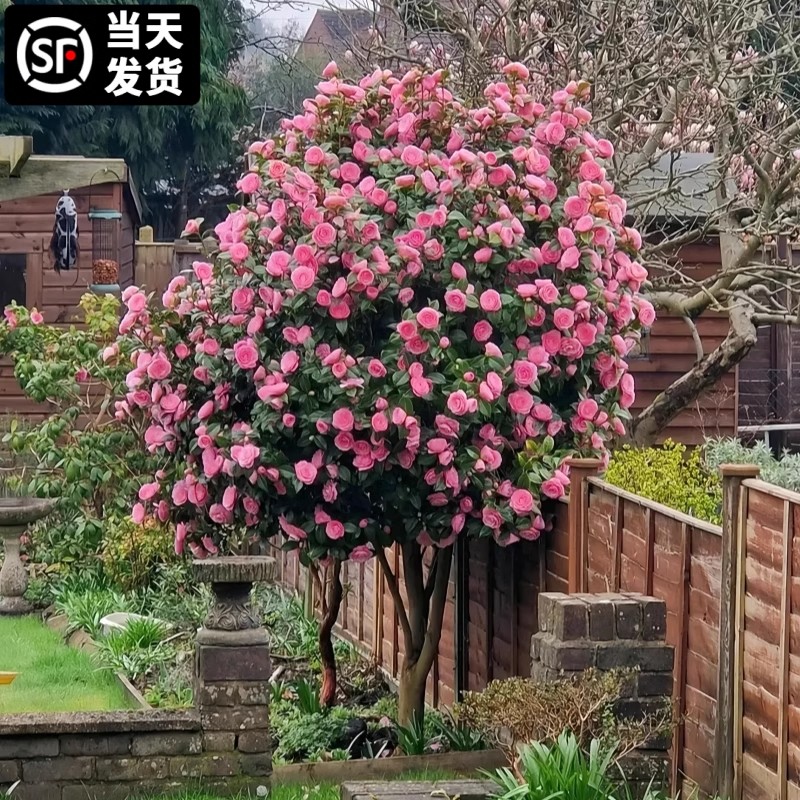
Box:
198;645;271;683
595;642;673;672
240;752;272;776
539;639;595;671
588;599;615;641
200;707;269;732
0;760;20;782
614;598;642;639
0;737;58;759
95;756;170;781
238;731;271;754
613;697;672;723
12;784;58;800
236;682;270;706
198;683;237;707
203;732;236;752
637;672;674;697
552;597;588;640
60;733;132;756
641;598;667;641
169;753;240;778
131;732;203;756
530;661;562;683
537;592;568;633
23;756;94;782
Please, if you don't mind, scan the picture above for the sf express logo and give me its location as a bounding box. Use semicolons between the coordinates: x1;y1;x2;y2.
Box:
15;16;93;94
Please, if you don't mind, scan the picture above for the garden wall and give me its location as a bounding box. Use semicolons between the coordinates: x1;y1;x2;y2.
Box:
0;621;273;800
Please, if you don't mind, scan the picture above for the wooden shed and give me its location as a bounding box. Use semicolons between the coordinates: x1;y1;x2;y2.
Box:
0;136;142;420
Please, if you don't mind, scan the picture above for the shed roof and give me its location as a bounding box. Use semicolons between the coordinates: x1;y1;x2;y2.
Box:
0;136;142;221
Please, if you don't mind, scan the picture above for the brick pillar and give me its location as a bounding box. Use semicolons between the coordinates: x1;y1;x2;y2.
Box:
531;592;674;797
194;557;274;791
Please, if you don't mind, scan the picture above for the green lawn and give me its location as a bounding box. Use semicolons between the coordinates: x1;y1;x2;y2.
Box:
0;616;133;713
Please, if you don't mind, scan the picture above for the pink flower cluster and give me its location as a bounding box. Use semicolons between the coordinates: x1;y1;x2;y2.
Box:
121;63;651;561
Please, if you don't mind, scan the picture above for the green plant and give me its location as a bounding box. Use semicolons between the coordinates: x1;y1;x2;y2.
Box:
396;713;431;756
294;677;323;715
101;515;176;591
270;700;352;762
605;441;722;523
433;711;487;752
96;636;176;683
491;732;621;800
704;437;800;493
55;585;129;637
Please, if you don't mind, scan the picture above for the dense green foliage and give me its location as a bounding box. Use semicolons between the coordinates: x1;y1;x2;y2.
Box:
605;438;800;525
604;441;722;523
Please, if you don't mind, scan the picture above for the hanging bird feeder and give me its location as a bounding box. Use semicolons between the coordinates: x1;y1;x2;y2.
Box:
89;208;122;294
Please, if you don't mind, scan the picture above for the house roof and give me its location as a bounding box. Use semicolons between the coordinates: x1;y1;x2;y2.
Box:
319;8;374;42
624;152;737;222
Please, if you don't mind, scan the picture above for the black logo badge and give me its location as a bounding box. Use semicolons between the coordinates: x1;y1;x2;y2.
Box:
4;5;200;105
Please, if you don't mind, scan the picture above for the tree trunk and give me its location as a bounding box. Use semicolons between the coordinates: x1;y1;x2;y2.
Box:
377;541;454;726
632;304;757;445
398;662;428;726
319;560;342;709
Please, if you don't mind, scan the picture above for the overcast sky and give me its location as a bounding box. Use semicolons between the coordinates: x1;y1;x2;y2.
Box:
254;0;357;35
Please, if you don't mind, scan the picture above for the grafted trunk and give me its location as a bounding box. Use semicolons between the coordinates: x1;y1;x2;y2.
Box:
377;541;453;726
319;560;343;708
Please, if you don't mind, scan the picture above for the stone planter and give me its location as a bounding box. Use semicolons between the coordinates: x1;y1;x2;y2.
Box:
192;555;275;642
0;497;56;615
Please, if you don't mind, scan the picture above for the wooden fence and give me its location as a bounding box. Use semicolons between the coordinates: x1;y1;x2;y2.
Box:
134;226;202;301
271;460;800;800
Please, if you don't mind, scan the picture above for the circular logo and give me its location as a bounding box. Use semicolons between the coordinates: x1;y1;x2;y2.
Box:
16;16;93;94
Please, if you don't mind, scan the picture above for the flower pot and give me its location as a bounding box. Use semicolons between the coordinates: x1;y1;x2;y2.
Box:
89;283;121;297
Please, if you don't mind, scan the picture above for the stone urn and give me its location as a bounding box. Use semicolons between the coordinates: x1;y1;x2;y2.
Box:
0;497;56;615
192;556;275;645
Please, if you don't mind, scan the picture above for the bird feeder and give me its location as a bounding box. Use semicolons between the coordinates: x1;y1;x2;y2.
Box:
89;208;122;293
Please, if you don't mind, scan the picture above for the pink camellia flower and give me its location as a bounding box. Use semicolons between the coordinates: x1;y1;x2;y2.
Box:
481;507;503;530
312;222;337;248
541;477;566;499
447;390;470;416
578;398;599;420
280;515;307;541
508;389;534;415
131;503;146;524
509;489;535;514
295;460;318;485
148;354;172;380
401;145;425;167
416;307;441;330
479;289;502;313
233;339;259;370
291;265;316;292
332;407;355;432
237;171;261;194
513;361;538;387
350;545;373;563
326;520;345;539
231;443;259;470
445;289;467;313
473;321;493;342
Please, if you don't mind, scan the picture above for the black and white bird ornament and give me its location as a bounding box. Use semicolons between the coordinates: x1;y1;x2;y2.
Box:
50;190;79;274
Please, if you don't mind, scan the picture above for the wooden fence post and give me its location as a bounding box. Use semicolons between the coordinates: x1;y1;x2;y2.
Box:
715;463;760;800
566;457;603;593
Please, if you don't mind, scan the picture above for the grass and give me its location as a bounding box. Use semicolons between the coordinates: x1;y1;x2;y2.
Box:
0;616;133;713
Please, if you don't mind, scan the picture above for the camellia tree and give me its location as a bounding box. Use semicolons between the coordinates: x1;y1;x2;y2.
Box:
121;62;651;722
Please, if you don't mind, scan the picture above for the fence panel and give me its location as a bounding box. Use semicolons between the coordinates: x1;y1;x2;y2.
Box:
585;478;723;798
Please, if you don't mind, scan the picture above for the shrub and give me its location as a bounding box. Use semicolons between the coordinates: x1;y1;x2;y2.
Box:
101;515;176;591
704;437;800;494
455;670;672;759
604;440;721;523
